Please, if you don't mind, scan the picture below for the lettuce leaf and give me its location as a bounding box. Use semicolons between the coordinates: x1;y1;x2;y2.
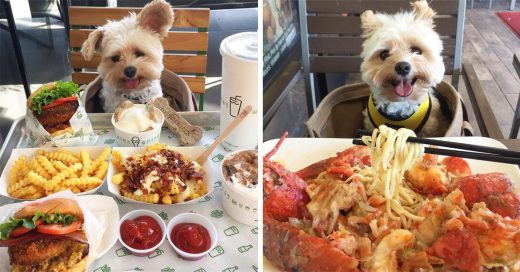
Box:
31;81;80;115
0;211;76;240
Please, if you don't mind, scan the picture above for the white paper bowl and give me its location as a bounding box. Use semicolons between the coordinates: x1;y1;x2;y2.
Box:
221;150;258;226
166;213;218;260
118;209;166;257
111;104;164;147
107;146;214;205
0;146;108;200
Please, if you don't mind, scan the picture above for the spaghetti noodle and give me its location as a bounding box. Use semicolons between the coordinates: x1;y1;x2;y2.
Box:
361;125;425;224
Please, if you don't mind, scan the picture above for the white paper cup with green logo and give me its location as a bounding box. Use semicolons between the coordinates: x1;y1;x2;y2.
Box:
111;104;164;147
221;150;258;226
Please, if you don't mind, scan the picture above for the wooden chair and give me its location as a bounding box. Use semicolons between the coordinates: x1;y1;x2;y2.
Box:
299;0;507;138
67;6;210;110
510;53;520;139
299;0;465;115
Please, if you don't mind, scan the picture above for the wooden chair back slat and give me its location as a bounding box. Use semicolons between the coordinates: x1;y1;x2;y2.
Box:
68;6;209;96
70;29;209;51
72;72;206;94
310;56;454;74
307;16;458;36
306;0;459;14
69;7;209;28
308;37;456;57
70;51;207;74
304;0;460;75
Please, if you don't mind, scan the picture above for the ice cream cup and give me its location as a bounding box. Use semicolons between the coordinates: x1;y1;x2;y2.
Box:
111;104;164;147
221;149;258;226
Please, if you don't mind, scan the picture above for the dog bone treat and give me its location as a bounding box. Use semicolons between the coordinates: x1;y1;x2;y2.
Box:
152;97;202;146
114;101;160;133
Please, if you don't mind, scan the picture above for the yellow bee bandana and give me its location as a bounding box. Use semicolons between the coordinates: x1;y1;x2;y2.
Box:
367;94;431;132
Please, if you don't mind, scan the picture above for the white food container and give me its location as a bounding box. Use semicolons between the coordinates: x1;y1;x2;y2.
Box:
219;32;259;151
221;150;258;226
0;146;108;200
111;104;164;147
107;146;215;205
166;213;218;261
118;209;167;257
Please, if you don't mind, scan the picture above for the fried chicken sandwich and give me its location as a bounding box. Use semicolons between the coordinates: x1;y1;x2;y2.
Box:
0;198;89;272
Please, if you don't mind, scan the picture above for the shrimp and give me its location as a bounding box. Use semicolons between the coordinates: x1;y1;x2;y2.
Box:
405;155;472;196
364;229;414;272
413;189;467;246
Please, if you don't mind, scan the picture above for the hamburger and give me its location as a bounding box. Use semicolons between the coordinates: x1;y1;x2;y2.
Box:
27;81;80;136
0;198;89;272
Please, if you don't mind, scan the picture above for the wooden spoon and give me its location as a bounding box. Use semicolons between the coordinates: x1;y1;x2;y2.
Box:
196;105;253;164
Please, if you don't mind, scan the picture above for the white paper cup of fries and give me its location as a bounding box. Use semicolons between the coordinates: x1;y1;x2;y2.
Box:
221;150;258;226
0;146;110;200
111;104;164;147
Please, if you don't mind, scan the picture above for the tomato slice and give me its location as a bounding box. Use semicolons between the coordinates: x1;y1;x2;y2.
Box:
41;96;77;110
10;219;43;238
36;220;81;235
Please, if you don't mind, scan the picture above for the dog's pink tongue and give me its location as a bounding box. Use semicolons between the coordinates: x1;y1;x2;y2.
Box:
125;78;139;89
395;79;413;97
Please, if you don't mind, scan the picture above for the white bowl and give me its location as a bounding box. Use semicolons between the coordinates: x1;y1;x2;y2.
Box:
111;104;164;147
221;150;258;226
118;209;166;257
0;146;108;200
107;146;215;205
166;213;218;260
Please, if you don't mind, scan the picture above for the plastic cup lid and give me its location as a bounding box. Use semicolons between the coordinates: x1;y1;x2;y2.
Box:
219;32;258;62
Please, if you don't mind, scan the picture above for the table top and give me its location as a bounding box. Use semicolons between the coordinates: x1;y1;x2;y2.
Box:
0;123;258;272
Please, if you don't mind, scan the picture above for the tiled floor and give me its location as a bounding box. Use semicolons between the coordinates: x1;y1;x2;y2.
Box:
264;1;520;140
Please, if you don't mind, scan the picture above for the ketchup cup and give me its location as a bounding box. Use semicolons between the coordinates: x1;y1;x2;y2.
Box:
167;213;218;260
118;209;166;257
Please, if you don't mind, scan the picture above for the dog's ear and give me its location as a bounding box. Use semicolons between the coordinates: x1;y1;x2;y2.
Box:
81;28;103;61
411;1;436;25
137;0;175;39
361;10;382;37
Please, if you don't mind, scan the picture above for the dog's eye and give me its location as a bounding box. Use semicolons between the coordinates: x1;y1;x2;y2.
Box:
411;47;422;55
111;55;120;62
135;51;145;57
379;50;390;61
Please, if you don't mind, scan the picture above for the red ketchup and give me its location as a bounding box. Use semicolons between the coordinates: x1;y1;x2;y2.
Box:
120;216;162;250
171;223;211;254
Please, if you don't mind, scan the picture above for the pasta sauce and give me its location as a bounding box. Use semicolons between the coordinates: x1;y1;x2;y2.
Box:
171;223;211;253
120;216;163;250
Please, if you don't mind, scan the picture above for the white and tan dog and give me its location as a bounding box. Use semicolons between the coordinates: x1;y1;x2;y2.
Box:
360;1;449;137
81;0;174;112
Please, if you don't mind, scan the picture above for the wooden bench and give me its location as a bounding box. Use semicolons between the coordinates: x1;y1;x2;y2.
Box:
68;6;210;110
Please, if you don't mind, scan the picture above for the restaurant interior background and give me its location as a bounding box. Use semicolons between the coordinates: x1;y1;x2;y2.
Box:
0;0;257;145
263;0;520;143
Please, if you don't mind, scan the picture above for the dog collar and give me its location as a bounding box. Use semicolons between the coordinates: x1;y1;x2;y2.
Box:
367;94;431;133
121;88;152;104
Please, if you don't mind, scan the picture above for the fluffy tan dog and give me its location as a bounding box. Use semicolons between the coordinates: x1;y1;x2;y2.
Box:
81;0;174;112
360;1;450;137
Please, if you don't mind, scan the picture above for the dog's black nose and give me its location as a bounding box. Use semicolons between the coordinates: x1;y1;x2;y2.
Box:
124;66;137;78
395;62;411;76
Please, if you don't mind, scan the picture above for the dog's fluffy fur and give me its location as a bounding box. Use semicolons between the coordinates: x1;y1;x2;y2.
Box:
360;1;449;137
81;0;174;112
